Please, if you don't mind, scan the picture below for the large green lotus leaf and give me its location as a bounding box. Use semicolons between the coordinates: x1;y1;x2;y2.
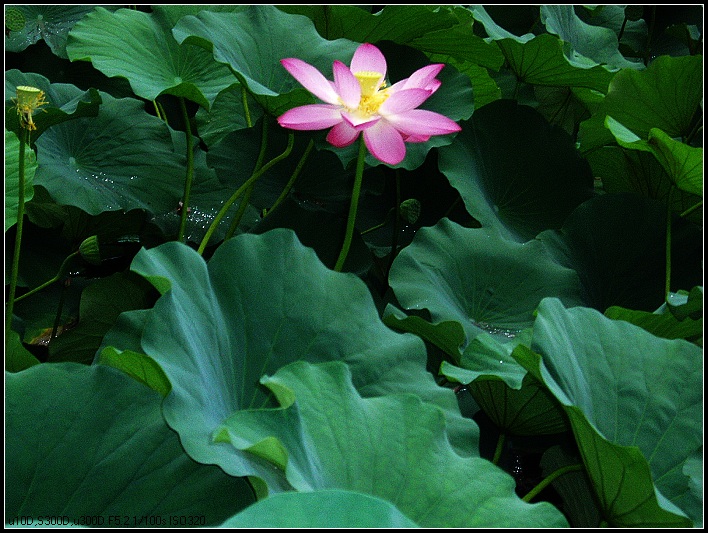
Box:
172;5;359;117
5;129;36;232
540;5;643;71
96;307;152;354
150;4;248;29
279;4;453;41
221;489;419;528
496;34;615;93
66;7;236;110
605;117;703;198
33;91;191;216
279;5;503;78
532;86;593;136
564;408;694;528
438;328;567;437
467;373;568;436
537;193;703;312
578;5;648;56
586;145;702;225
389;218;585;352
646;128;703;197
5;363;255;524
578;55;703;154
438;100;595;242
383;304;467;360
280;5;503;71
469;5;535;43
194;84;264;147
217;360;569;528
120;229;476;491
513;298;703;527
438;332;530;389
604;304;702;342
99;346;172;398
4;5;112;58
446;62;501;108
5;70;102;142
411;12;504;72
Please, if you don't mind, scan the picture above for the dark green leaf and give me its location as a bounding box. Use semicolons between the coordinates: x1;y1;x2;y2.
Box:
216;360;569;527
6;363;255;524
67;7;236;109
438;100;595;242
221;489;420;528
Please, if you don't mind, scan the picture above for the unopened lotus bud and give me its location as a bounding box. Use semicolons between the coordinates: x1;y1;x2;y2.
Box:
398;199;421;225
79;235;102;265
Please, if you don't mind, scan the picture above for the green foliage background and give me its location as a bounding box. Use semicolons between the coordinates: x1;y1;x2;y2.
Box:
5;4;703;528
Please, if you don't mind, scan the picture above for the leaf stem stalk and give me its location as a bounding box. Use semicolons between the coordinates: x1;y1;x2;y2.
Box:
665;186;674;300
492;432;506;465
266;138;315;217
13;252;80;304
198;133;294;255
522;463;584;503
224;119;270;239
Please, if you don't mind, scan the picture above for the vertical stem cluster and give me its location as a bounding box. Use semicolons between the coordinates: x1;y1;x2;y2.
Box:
198;132;294;255
225;119;269;240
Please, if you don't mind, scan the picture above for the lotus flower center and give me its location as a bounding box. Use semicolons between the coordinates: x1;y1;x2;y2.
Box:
354;71;388;116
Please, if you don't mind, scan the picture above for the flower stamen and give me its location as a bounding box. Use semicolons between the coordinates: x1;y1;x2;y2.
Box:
354;71;389;117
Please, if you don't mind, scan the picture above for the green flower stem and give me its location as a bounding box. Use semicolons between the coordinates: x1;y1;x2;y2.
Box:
265;138;315;217
680;200;702;218
13;252;79;304
665;186;674;300
152;100;164;122
224;119;270;239
6;127;29;341
198;133;295;255
521;463;584;503
225;184;256;239
177;97;195;243
491;432;506;465
50;278;70;341
334;136;367;272
241;85;253;129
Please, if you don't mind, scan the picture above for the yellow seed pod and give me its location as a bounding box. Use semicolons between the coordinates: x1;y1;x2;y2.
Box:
14;85;48;130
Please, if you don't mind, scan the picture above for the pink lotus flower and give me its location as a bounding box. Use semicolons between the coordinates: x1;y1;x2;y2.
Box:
277;43;462;165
